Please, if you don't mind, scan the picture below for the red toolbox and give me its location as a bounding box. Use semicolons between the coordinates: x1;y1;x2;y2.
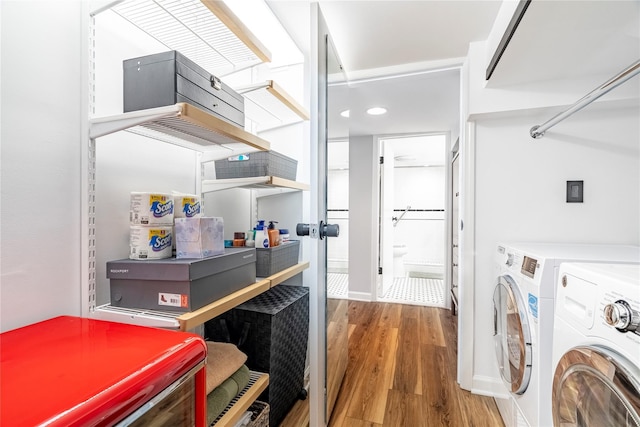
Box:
0;316;207;426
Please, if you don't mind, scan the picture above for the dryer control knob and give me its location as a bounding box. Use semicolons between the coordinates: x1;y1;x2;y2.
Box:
604;300;640;333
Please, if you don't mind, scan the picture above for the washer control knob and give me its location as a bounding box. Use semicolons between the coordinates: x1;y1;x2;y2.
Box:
505;253;514;267
604;300;640;333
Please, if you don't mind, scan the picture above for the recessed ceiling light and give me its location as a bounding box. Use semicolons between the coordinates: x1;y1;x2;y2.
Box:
340;109;350;118
367;107;387;116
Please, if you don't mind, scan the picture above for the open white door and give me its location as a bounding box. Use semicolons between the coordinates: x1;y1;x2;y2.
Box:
379;141;395;297
304;4;346;426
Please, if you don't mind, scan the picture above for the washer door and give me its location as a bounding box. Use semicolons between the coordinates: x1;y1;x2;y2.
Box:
553;345;640;427
493;274;532;394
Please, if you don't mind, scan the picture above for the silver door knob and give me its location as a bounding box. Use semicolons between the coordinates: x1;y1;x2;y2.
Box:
319;221;339;239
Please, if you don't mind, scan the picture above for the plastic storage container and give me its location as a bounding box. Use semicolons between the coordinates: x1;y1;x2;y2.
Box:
214;151;297;180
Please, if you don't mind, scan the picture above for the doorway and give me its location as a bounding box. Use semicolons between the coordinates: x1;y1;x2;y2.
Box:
377;133;447;307
327;139;350;299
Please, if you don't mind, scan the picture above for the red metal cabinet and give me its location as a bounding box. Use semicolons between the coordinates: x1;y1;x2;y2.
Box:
0;316;207;426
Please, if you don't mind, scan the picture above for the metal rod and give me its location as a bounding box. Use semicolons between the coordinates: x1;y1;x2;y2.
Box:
530;60;640;139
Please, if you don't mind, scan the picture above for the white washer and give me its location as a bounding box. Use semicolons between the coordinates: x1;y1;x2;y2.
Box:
552;263;640;426
493;243;640;427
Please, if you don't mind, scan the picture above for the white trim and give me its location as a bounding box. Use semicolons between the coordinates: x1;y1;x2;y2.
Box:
345;57;465;82
348;291;373;302
471;375;509;399
457;119;476;390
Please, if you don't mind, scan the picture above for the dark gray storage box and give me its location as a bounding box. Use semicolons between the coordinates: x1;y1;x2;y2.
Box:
107;247;256;312
205;285;309;427
123;50;244;128
256;240;300;277
214;151;297;180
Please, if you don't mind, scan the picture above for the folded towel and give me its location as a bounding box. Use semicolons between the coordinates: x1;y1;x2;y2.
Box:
206;341;248;394
206;364;251;424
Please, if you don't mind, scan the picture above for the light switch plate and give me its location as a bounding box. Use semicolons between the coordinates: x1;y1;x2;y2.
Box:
566;181;584;203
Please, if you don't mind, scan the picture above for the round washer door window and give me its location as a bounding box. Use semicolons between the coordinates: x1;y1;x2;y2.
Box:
492;274;532;394
553;345;640;427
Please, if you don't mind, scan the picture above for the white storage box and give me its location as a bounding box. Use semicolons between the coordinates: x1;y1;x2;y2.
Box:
175;217;224;259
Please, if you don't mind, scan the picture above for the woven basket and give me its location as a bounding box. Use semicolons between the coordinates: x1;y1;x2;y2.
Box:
247;401;269;427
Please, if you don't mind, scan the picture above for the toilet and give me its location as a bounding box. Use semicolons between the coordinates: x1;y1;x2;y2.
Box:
393;244;408;278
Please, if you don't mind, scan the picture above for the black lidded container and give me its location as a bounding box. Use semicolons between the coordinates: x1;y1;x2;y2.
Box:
107;247;256;312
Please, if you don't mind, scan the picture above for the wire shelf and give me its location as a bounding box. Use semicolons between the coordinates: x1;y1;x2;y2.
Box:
110;0;271;76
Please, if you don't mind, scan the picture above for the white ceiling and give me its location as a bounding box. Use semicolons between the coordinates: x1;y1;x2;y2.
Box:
267;1;640;156
268;0;502;146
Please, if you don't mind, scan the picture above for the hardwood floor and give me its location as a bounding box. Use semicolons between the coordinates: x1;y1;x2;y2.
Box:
280;301;505;427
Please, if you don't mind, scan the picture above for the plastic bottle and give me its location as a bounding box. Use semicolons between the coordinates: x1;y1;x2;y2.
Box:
268;221;280;247
245;229;255;248
254;220;270;248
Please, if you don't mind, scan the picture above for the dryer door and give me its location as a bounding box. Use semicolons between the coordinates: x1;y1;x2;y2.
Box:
493;274;532;394
553;345;640;427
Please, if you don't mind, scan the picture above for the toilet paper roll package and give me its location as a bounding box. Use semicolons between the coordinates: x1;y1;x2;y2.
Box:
130;192;174;226
175;217;224;259
129;226;173;260
173;193;202;219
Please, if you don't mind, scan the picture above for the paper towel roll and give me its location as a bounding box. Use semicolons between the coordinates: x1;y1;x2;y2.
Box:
130;192;174;226
173;193;202;219
129;226;173;260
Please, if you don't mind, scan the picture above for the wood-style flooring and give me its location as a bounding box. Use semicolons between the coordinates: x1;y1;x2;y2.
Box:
280;301;504;427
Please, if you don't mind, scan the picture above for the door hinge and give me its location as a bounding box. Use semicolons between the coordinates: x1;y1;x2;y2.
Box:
379;156;384;164
378;267;383;274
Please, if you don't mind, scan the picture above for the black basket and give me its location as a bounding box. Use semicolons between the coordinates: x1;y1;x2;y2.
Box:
205;286;309;427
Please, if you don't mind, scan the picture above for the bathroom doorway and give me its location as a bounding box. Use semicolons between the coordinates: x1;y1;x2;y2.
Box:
327;139;349;298
378;134;447;307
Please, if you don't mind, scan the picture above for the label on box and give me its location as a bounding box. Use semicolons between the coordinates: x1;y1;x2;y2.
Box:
228;154;249;161
158;293;188;308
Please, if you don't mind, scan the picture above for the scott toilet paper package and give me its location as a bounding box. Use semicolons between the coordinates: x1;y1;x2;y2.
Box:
130;192;174;226
173;193;202;219
130;226;173;260
175;217;224;259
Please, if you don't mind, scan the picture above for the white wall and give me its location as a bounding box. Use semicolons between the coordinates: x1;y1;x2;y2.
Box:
393;166;446;265
348;135;378;300
1;1;83;332
465;37;640;394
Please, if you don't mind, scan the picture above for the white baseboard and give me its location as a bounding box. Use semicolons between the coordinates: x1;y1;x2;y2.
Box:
348;291;372;302
471;375;509;399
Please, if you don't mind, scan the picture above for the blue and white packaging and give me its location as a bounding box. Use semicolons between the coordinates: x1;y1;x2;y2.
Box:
173;192;202;219
130;192;174;226
129;226;173;260
175;217;224;259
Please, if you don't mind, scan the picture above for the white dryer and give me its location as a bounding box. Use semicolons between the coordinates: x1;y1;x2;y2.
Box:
552;263;640;426
493;243;640;427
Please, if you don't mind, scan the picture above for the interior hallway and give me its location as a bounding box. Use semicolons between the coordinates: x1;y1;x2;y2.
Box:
281;301;504;426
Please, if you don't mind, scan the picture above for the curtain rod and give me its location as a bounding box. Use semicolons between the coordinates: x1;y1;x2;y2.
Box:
530;60;640;139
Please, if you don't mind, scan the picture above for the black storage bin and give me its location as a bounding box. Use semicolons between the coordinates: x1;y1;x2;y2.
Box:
123;50;245;128
205;285;309;427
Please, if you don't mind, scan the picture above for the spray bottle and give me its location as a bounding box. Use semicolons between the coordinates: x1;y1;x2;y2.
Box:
254;220;270;248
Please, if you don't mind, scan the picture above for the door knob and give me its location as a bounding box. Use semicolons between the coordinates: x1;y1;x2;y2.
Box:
296;222;340;239
296;223;311;237
319;221;339;239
